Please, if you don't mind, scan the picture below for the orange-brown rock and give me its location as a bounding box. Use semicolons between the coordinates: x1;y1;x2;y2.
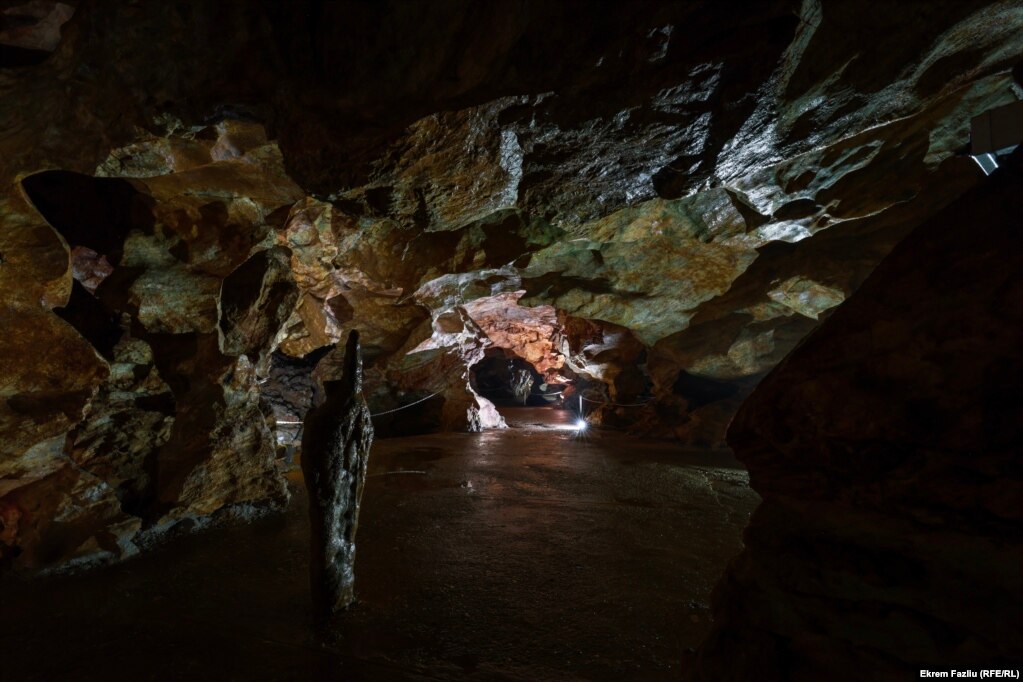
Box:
2;0;1023;572
0;128;302;570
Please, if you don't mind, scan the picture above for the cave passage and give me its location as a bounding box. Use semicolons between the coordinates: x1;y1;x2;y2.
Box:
0;407;757;680
5;2;1022;678
470;352;571;408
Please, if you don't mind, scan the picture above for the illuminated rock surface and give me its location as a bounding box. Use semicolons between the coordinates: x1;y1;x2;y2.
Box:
0;0;1019;638
301;331;373;620
687;150;1023;680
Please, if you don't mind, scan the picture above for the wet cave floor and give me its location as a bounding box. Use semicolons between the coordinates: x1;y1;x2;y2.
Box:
1;408;760;681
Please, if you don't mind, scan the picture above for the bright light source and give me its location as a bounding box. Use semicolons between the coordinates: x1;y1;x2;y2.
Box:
553;418;589;432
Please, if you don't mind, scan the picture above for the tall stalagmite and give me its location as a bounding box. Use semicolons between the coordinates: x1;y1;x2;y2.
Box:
300;330;374;621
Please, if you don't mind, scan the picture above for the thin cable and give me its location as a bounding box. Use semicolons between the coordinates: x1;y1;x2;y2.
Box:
367;470;427;477
273;389;445;433
369;389;445;417
580;394;654;408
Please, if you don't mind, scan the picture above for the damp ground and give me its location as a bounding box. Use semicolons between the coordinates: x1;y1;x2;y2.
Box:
1;407;759;681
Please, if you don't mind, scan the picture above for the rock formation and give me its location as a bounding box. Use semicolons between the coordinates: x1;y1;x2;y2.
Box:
300;330;374;621
686;149;1023;680
262;0;1022;445
510;367;535;406
2;149;298;571
1;0;1021;575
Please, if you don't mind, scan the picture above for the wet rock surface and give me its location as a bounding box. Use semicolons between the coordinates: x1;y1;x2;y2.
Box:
1;0;1022;575
258;0;1021;446
301;331;374;619
0;408;758;680
1;140;299;571
686;151;1023;679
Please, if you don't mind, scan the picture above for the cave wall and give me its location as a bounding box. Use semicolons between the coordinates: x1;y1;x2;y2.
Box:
273;0;1021;443
686;151;1023;679
1;131;301;571
2;0;1022;570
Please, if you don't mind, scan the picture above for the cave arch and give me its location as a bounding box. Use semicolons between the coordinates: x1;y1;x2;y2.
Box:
470;350;570;408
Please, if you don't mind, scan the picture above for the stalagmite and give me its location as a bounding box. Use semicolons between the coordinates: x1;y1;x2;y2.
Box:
300;330;374;622
510;368;534;405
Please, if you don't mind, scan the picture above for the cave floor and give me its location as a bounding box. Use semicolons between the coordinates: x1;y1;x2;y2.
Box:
1;407;759;681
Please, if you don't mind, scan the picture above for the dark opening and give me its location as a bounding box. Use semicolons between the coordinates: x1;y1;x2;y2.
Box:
672;370;740;410
21;170;154;266
470;351;569;407
0;43;52;67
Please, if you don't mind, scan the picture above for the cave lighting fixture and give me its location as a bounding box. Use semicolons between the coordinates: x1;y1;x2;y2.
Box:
553;418;589;432
970;100;1023;175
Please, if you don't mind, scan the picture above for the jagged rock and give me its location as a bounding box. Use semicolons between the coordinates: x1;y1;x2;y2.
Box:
277;197;430;360
367;306;506;434
687;150;1023;680
0;1;74;65
440;381;506;433
509;368;534;406
519;192;758;346
291;0;1016;441
0;125;300;570
263;1;1021;446
259;349;322;457
301;331;374;619
69;246;113;294
219;245;300;363
461;291;565;382
2;0;1023;572
0;301;109;568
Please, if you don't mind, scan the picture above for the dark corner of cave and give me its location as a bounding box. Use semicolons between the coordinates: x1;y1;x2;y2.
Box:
1;1;1021;680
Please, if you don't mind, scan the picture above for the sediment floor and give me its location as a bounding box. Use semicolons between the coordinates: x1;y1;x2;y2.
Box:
1;408;759;681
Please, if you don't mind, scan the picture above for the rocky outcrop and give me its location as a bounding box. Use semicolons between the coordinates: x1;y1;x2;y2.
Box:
686;151;1023;679
0;130;301;571
462;292;564;382
2;0;1022;571
301;331;374;620
0;1;74;66
272;0;1021;445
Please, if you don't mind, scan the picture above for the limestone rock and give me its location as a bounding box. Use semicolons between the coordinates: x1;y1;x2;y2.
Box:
440;381;507;433
277;197;430;360
0;125;299;570
267;1;1022;445
687;150;1023;680
3;0;1023;573
462;292;564;382
219;245;300;363
301;330;374;618
0;1;74;65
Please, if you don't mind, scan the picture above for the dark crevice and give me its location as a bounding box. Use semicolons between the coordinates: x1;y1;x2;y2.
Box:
673;370;739;410
725;188;770;231
21;171;155;266
53;280;123;362
0;43;52;67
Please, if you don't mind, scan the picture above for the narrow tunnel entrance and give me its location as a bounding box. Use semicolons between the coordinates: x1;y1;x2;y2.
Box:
470;350;571;408
468;348;587;432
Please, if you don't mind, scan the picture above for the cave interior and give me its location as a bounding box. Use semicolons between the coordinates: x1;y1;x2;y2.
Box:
1;1;1022;680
